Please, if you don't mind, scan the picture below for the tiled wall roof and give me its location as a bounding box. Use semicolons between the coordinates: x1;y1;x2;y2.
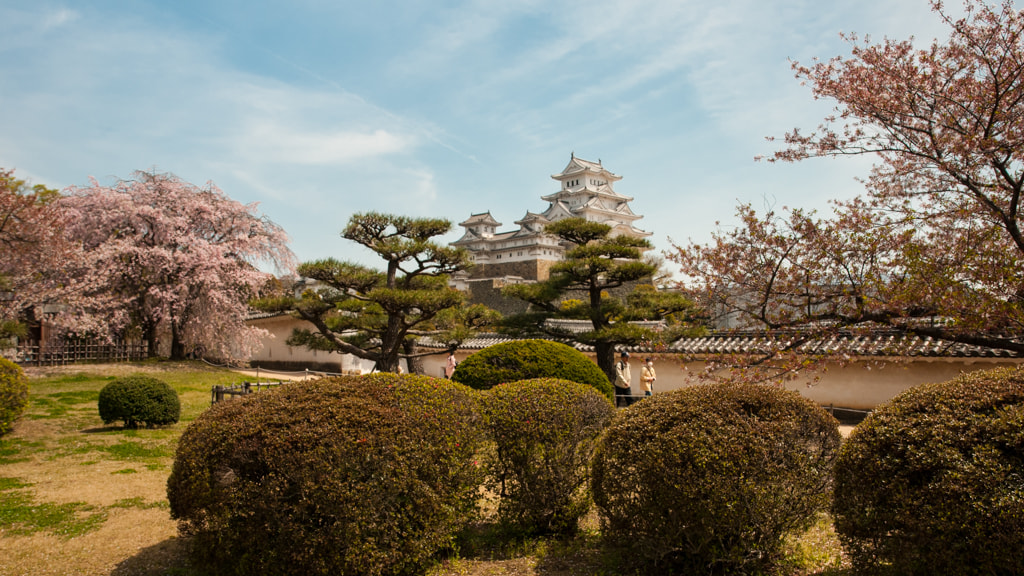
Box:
420;324;1023;359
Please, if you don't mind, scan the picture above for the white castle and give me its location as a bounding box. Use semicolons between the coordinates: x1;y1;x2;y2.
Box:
452;154;650;282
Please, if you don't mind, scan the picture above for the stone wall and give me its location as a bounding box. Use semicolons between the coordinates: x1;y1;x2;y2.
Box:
466;279;532;316
468;259;556;281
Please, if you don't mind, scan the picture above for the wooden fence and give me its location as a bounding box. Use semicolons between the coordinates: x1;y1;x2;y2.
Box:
211;381;285;405
7;338;148;366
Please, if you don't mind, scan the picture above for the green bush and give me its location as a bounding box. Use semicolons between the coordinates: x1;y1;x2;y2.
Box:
481;378;615;535
591;382;841;574
97;375;179;429
0;357;29;436
452;339;612;399
833;367;1024;575
167;374;485;576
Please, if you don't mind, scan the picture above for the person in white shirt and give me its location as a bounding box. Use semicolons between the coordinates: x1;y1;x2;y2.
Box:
640;357;656;397
614;351;632;407
445;352;457;379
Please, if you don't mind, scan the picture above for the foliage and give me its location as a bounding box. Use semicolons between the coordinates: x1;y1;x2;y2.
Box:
591;382;841;574
480;378;615;535
167;373;486;576
502;217;701;383
672;1;1024;381
833;367;1024;575
59;170;294;359
0;169;67;343
97;375;180;429
254;212;498;373
0;358;29;437
451;339;613;398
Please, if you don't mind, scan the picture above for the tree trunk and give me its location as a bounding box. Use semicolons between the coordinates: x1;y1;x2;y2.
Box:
144;322;159;358
169;320;186;360
595;341;617;386
375;313;403;372
402;339;424;374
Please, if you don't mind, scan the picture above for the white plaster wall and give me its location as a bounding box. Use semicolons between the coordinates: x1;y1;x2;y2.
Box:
245;318;1023;409
425;348;1022;410
643;356;1022;410
248;315;373;374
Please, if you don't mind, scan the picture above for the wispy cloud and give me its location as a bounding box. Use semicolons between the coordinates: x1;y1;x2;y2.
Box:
40;7;79;30
0;6;420;182
242;124;410;165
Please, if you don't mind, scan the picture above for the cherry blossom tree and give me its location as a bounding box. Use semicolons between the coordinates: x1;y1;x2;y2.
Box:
0;169;69;343
254;212;498;373
59;171;294;359
673;0;1024;382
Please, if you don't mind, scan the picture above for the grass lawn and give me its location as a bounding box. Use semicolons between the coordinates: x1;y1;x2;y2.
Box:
0;362;851;576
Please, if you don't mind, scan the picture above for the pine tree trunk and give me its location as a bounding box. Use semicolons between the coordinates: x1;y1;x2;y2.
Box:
595;341;617;386
402;339;424;374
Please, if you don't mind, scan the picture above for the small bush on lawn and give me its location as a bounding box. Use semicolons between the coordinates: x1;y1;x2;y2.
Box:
592;382;841;575
167;374;485;576
97;375;179;429
452;339;612;399
0;357;29;436
833;367;1024;576
481;378;615;535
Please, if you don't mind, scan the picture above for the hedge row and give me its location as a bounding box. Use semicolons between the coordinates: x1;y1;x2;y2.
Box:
833;367;1024;575
593;382;840;574
168;374;485;576
0;357;29;437
166;346;1024;575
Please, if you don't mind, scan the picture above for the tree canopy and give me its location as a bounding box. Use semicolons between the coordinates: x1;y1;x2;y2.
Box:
255;212;497;373
503;217;700;383
59;170;294;359
673;0;1024;381
0;169;68;343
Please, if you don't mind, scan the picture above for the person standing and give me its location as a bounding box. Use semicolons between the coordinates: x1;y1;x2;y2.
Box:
445;351;457;379
614;351;632;408
640;357;657;398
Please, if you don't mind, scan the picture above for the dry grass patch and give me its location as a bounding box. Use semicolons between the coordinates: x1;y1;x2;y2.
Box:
0;361;244;576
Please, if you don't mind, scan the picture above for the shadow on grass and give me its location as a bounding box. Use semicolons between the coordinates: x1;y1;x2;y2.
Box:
452;517;853;576
110;536;204;576
453;520;621;576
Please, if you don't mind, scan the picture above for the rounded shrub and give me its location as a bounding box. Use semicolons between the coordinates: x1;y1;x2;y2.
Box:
167;373;485;576
481;378;615;535
0;357;29;437
591;382;841;574
97;375;180;429
833;367;1024;575
452;339;612;399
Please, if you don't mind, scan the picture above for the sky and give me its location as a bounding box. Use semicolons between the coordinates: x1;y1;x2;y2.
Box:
0;0;977;273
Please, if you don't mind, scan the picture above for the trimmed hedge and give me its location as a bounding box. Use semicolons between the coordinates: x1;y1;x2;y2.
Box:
0;357;29;436
833;367;1024;575
97;375;180;429
167;374;485;576
481;378;615;535
452;339;612;399
592;383;841;574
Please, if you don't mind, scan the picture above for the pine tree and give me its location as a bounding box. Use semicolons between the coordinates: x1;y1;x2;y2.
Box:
255;212;497;373
502;217;700;383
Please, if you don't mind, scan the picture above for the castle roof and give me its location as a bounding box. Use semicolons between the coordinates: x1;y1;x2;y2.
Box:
551;155;622;183
459;212;502;227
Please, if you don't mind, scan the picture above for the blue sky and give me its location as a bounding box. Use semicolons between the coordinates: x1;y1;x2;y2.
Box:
0;1;970;271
